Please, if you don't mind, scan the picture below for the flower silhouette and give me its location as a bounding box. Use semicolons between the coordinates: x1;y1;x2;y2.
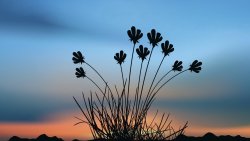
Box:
75;67;86;78
136;45;150;61
127;26;143;45
189;60;202;73
147;29;163;47
172;60;183;71
161;40;174;56
114;50;127;65
72;51;85;64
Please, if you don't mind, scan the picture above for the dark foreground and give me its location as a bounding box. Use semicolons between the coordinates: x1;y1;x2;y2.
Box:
9;133;250;141
174;133;250;141
9;134;64;141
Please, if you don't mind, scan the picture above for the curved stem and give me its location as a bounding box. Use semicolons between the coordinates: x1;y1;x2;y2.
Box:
149;70;172;96
149;69;188;103
85;62;113;95
147;56;165;96
86;76;104;94
141;69;171;114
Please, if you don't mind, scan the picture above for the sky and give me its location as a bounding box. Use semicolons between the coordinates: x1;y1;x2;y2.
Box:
0;0;250;140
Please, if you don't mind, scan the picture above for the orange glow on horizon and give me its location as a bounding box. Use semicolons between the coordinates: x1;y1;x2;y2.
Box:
0;112;249;141
0;112;92;141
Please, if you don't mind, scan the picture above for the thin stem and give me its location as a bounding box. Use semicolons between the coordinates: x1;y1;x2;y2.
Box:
86;76;105;95
127;44;136;96
147;56;165;96
85;62;113;94
137;47;154;123
126;43;136;120
140;47;154;101
141;70;187;120
136;61;144;97
137;47;155;125
73;96;90;123
85;63;117;118
131;60;143;120
149;69;188;105
149;70;172;97
135;61;144;107
120;64;125;88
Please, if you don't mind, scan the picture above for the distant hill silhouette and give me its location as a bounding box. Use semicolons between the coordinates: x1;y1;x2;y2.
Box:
9;133;250;141
174;132;250;141
9;134;63;141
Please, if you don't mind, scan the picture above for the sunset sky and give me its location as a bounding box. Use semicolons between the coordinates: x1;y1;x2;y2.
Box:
0;1;250;141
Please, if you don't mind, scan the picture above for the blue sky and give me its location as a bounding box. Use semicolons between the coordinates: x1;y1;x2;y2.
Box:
0;0;250;131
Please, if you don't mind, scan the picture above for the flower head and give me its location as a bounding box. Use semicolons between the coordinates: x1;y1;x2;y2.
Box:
161;40;174;56
189;60;202;73
147;29;163;47
136;45;150;61
75;67;86;78
114;50;127;65
127;26;143;45
172;60;183;71
72;51;85;64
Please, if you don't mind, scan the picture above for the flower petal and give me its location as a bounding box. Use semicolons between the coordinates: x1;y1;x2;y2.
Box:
147;33;152;43
131;26;136;36
127;30;133;39
151;29;156;39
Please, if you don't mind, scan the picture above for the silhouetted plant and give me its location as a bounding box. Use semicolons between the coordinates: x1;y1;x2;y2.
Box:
147;40;175;99
136;45;150;61
128;26;143;45
127;26;143;112
73;51;85;64
74;67;104;94
114;50;127;87
147;29;163;47
140;29;163;95
161;40;174;56
75;67;86;78
135;45;150;96
72;51;113;94
133;45;150;125
172;60;183;72
114;50;127;65
189;60;202;73
71;26;202;141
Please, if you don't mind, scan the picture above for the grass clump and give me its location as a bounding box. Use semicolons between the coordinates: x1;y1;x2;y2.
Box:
71;26;202;141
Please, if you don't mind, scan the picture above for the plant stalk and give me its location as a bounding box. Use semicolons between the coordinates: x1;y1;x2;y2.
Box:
147;56;165;96
139;46;154;103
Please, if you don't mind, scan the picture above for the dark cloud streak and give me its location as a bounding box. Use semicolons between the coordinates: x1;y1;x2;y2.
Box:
154;94;250;127
0;89;75;122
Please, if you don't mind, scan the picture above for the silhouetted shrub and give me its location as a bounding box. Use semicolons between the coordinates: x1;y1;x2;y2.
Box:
71;26;202;141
